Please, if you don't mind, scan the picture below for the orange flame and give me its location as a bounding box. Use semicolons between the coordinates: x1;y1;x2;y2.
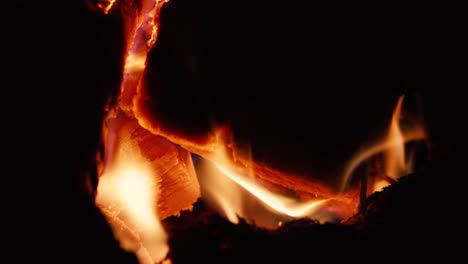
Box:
96;0;170;263
215;161;328;217
340;95;426;193
97;0;117;14
384;94;407;180
96;0;429;252
96;118;169;263
194;128;331;229
195;94;427;227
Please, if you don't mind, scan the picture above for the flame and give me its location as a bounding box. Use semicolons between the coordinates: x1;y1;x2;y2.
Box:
96;111;169;264
96;0;171;263
96;109;170;264
95;0;430;253
97;0;117;14
340;95;427;193
196;158;242;224
215;163;328;218
194;94;427;227
372;179;391;193
124;52;148;73
384;95;407;180
195;129;331;229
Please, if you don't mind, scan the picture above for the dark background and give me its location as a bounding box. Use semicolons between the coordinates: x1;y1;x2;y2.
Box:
145;0;466;184
3;0;465;262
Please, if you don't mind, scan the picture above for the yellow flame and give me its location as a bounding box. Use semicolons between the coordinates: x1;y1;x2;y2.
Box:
96;0;171;263
196;133;329;229
340;95;426;192
384;95;406;180
96;124;168;264
97;0;117;14
124;53;148;73
372;179;391;193
97;0;429;247
197;158;242;224
215;163;328;218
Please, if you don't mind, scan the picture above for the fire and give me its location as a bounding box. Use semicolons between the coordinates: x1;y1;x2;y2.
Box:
96;118;169;263
215;162;328;218
97;0;117;14
340;95;427;193
191;94;427;228
94;0;429;261
96;108;174;264
384;95;407;179
195;136;330;229
96;0;172;263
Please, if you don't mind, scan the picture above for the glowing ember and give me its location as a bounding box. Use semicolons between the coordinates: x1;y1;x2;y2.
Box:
119;0;168;115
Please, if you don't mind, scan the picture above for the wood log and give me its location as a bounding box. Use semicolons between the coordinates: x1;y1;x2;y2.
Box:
97;111;201;220
95;111;201;262
126;0;418;205
127;0;465;222
132;120;201;219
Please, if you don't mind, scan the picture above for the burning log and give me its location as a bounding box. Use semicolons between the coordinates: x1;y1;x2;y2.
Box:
91;2;463;263
126;1;356;220
96;111;200;262
77;2;441;238
162;145;463;263
124;0;430;211
98;111;200;219
7;0;464;263
131;122;201;219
